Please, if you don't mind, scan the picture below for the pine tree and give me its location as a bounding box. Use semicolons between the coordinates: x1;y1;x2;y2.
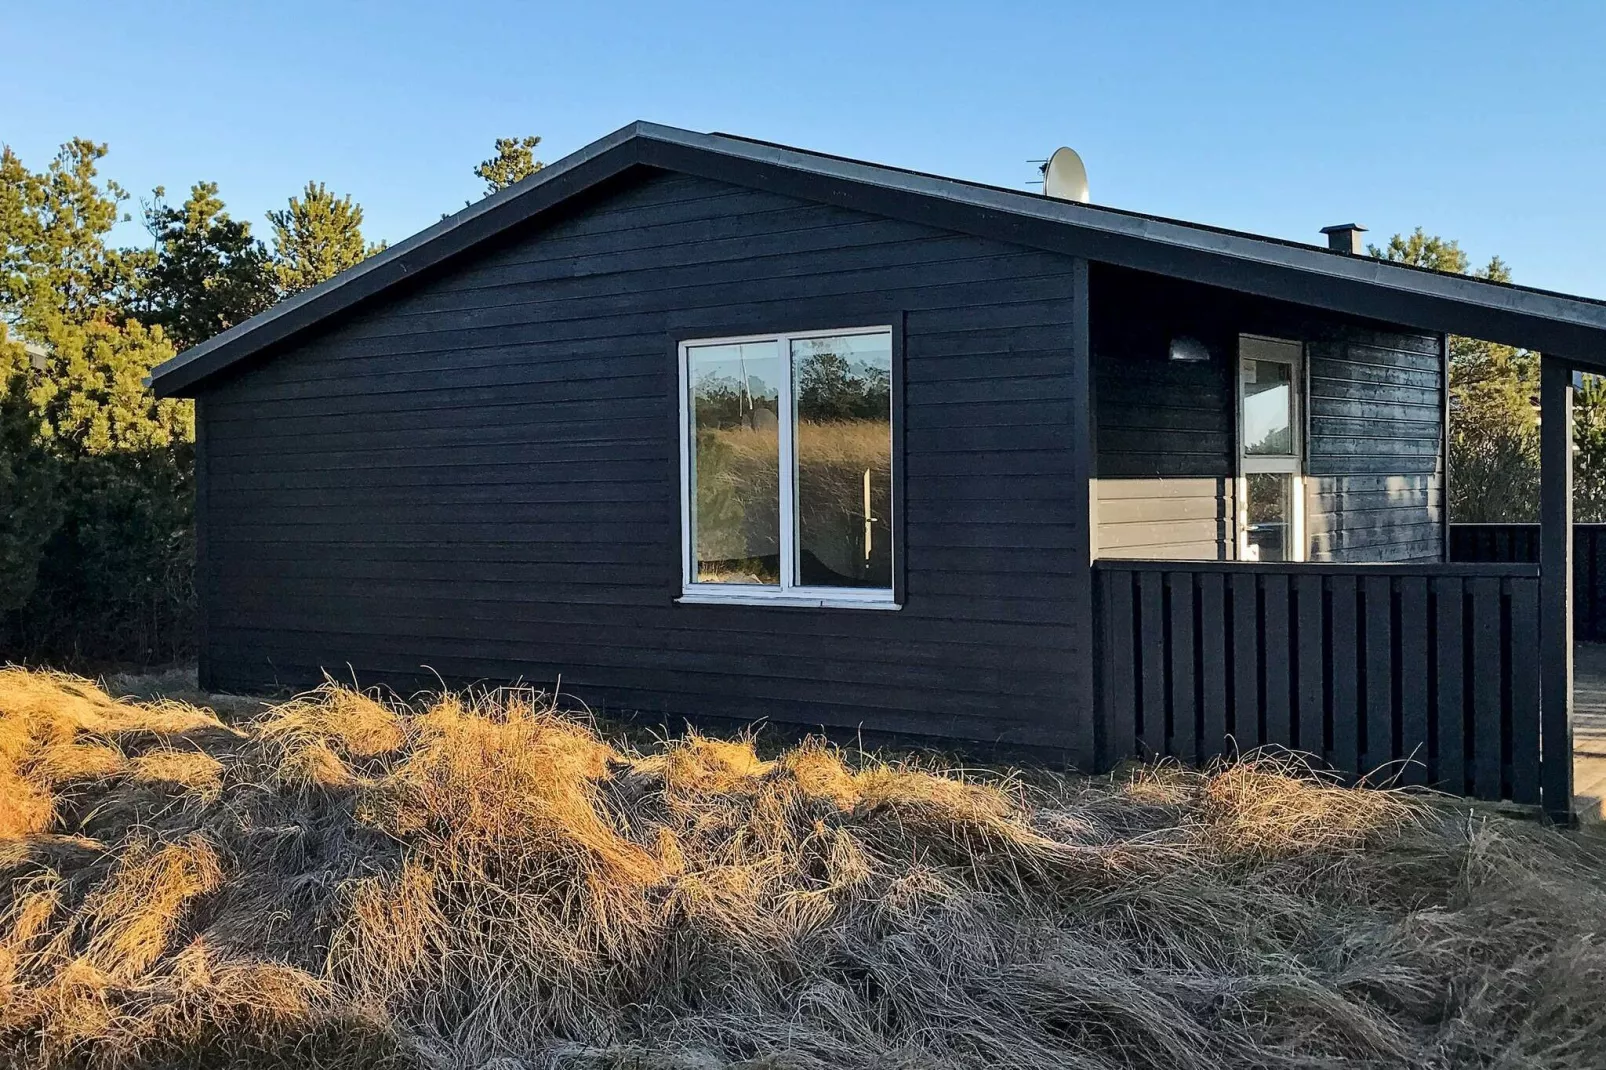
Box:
140;182;278;351
0;330;60;613
1371;228;1539;521
0;139;197;659
475;135;544;195
24;317;187;453
0;139;145;334
1574;376;1606;523
267;181;383;296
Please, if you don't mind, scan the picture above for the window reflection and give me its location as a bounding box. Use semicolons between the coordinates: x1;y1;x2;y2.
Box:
1242;359;1294;456
793;334;893;588
687;341;782;584
1244;472;1291;562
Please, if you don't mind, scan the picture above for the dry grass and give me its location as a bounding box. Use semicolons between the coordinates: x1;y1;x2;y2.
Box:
2;666;1605;1069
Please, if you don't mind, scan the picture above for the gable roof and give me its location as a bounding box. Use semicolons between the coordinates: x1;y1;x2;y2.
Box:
149;121;1606;397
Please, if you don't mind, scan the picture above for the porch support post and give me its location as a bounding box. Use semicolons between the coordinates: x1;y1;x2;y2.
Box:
1068;256;1097;772
1439;333;1452;562
1540;354;1575;824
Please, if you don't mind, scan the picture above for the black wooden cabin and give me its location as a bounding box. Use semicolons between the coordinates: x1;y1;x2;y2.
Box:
151;123;1606;820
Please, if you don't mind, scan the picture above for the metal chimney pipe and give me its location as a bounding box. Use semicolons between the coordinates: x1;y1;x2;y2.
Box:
1320;223;1367;254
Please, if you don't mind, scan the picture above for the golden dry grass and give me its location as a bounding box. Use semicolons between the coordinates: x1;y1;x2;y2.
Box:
2;666;1605;1069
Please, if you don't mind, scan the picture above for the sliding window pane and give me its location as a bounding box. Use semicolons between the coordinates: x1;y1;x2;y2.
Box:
792;333;893;589
687;341;782;584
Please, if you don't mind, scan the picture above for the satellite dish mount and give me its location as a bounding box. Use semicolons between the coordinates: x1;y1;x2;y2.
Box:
1042;146;1090;203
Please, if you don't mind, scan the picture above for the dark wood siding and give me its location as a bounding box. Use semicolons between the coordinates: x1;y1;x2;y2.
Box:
1306;326;1444;562
197;170;1088;751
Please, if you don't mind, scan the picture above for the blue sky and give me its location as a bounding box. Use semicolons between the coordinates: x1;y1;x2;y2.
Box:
5;1;1603;297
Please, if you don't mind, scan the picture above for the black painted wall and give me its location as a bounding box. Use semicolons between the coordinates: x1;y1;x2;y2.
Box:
1090;266;1444;562
196;169;1089;751
1305;326;1444;562
1091;269;1235;559
192;176;1444;753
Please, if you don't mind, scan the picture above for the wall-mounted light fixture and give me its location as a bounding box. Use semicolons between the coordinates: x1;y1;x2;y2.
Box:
1169;335;1210;363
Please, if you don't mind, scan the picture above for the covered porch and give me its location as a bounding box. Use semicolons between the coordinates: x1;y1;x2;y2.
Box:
1081;261;1589;822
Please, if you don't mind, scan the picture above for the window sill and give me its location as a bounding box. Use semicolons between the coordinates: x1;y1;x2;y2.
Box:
676;590;901;611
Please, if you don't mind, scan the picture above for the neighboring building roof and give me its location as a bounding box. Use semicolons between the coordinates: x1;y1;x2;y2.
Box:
149;121;1606;397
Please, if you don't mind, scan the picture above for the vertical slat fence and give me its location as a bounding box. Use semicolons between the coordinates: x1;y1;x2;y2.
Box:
1451;523;1606;640
1093;560;1547;808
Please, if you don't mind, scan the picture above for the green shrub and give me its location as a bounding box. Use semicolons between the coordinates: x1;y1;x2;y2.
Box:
0;320;195;666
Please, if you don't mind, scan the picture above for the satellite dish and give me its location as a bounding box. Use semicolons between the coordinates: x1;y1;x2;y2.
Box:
1043;146;1090;203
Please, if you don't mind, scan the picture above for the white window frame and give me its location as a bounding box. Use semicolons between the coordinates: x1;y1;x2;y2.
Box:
1236;334;1306;562
678;325;899;610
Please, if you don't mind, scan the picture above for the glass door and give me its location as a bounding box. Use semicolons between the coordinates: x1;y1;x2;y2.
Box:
1237;335;1304;561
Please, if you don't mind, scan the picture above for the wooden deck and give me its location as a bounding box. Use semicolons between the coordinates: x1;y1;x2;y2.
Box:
1572;643;1606;823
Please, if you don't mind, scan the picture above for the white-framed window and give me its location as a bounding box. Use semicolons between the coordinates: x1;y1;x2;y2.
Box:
678;326;897;609
1237;334;1305;562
